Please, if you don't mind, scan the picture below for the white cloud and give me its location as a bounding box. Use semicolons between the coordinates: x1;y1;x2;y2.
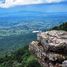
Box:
46;0;64;3
0;0;14;8
0;0;64;8
13;0;42;5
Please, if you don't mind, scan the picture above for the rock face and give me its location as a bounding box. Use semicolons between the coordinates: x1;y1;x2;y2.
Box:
29;30;67;67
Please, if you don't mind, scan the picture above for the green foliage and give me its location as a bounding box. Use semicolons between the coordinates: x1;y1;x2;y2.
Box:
0;45;41;67
51;22;67;31
27;60;41;67
0;22;67;67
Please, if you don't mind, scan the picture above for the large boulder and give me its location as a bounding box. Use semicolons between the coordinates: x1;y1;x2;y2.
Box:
29;30;67;67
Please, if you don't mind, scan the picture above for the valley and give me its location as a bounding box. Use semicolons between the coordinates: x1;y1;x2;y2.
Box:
0;1;67;67
0;16;67;55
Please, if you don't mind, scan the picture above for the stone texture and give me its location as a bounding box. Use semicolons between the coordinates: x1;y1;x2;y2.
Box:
29;30;67;67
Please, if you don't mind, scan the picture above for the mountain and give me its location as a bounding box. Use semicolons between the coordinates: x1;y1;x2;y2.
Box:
0;22;67;67
0;2;67;57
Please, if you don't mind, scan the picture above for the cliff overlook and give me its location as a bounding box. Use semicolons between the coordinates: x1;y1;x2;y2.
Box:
29;30;67;67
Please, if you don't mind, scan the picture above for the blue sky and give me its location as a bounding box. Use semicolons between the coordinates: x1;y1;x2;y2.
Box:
0;0;67;17
0;0;67;8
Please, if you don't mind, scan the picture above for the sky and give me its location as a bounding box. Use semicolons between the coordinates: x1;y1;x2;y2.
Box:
0;0;66;8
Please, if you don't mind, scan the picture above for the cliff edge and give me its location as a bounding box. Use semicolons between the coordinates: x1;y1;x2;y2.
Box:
29;30;67;67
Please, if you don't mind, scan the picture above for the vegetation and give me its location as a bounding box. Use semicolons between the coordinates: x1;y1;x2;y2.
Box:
0;22;67;67
0;45;41;67
51;22;67;31
0;33;36;56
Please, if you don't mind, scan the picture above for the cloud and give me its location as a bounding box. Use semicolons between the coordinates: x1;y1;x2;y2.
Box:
0;0;64;8
0;0;13;8
45;0;64;3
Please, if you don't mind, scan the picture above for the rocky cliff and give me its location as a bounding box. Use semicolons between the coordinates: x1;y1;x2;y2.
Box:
29;30;67;67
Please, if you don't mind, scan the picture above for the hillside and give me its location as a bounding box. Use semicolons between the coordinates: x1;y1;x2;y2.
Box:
0;17;66;55
0;45;41;67
51;22;67;31
0;22;67;67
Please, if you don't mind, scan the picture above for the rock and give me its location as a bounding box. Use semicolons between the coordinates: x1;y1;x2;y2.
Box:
62;60;67;67
29;30;67;67
37;30;67;46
